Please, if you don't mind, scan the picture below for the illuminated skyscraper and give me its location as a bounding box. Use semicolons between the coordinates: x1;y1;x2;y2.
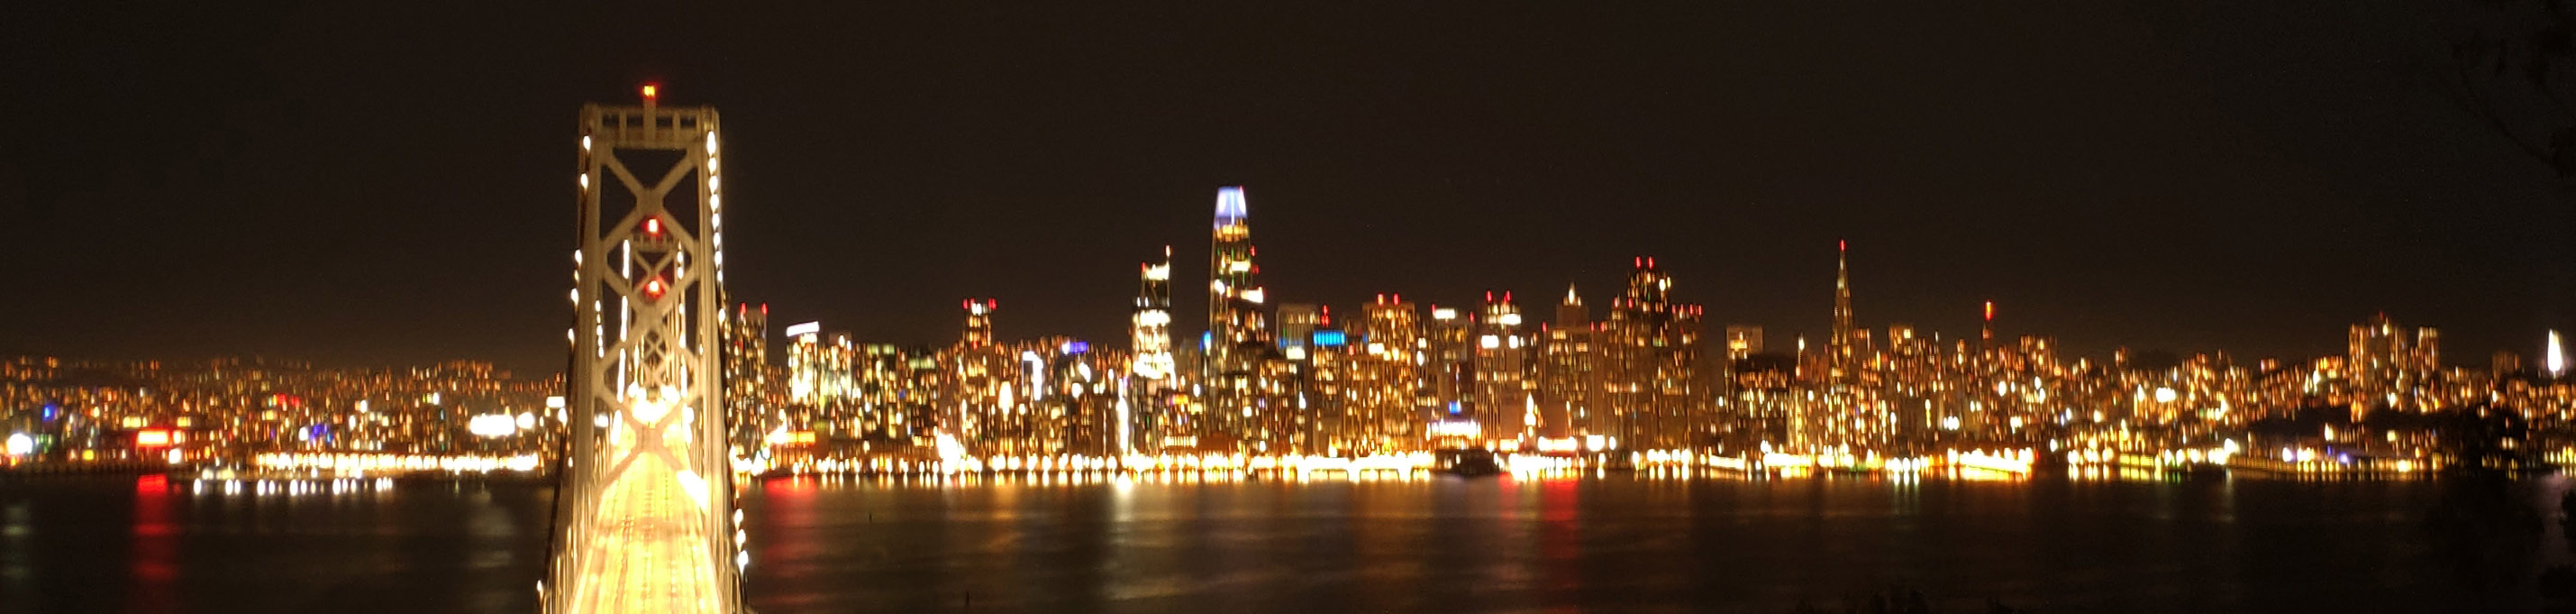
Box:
2346;314;2413;420
1206;187;1270;371
1475;291;1530;445
721;303;775;453
1354;295;1425;451
1205;187;1273;444
1131;247;1176;383
1428;305;1473;425
963;298;998;348
947;301;1010;450
1128;247;1175;454
1603;257;1704;450
1539;286;1598;443
1831;241;1855;380
1302;307;1355;453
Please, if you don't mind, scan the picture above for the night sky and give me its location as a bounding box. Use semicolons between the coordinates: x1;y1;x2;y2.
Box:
4;3;2568;376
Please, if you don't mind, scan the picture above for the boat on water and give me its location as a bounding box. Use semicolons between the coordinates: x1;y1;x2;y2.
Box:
1434;448;1502;477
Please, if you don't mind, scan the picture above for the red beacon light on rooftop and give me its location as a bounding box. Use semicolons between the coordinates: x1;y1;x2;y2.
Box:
642;84;660;102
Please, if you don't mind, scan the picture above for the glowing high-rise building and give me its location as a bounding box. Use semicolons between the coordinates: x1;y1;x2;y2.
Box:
1603;257;1705;450
1204;187;1274;442
1206;186;1270;371
1428;305;1473;423
963;298;998;348
1475;291;1530;445
1830;240;1856;380
1131;247;1176;384
1538;286;1598;443
1127;246;1176;454
2345;314;2437;419
1352;295;1425;451
721;303;775;453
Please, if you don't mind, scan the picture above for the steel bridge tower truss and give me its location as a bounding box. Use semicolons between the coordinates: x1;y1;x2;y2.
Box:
547;90;742;614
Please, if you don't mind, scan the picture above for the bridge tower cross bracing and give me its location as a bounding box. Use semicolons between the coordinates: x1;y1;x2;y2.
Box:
548;87;743;614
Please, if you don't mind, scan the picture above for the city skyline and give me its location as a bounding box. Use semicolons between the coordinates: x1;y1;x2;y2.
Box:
14;5;2576;614
9;209;2562;379
5;4;2571;375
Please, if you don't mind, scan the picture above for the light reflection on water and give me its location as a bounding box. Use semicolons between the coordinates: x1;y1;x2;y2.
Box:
0;472;2543;613
0;475;551;614
742;472;2506;614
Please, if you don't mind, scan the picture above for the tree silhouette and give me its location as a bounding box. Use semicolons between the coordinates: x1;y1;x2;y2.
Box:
2454;0;2576;177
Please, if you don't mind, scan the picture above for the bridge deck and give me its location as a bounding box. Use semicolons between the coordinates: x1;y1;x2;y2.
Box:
561;418;728;614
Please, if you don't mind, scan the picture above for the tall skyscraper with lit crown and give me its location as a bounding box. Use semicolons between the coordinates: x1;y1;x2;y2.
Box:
1830;240;1856;381
1205;187;1274;445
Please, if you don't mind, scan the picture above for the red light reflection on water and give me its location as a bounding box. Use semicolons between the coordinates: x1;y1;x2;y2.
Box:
756;476;824;571
129;474;177;613
1538;476;1582;604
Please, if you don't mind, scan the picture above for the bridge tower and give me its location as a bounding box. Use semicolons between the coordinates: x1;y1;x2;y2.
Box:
547;85;743;614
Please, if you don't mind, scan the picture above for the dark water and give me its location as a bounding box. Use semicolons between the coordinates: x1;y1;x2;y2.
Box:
0;473;2556;613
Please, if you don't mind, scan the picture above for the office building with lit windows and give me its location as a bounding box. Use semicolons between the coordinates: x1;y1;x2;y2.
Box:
722;303;778;452
1601;257;1705;450
1538;286;1599;444
1427;305;1474;428
1276;303;1321;362
1474;292;1531;446
1127;247;1176;454
1352;295;1425;452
